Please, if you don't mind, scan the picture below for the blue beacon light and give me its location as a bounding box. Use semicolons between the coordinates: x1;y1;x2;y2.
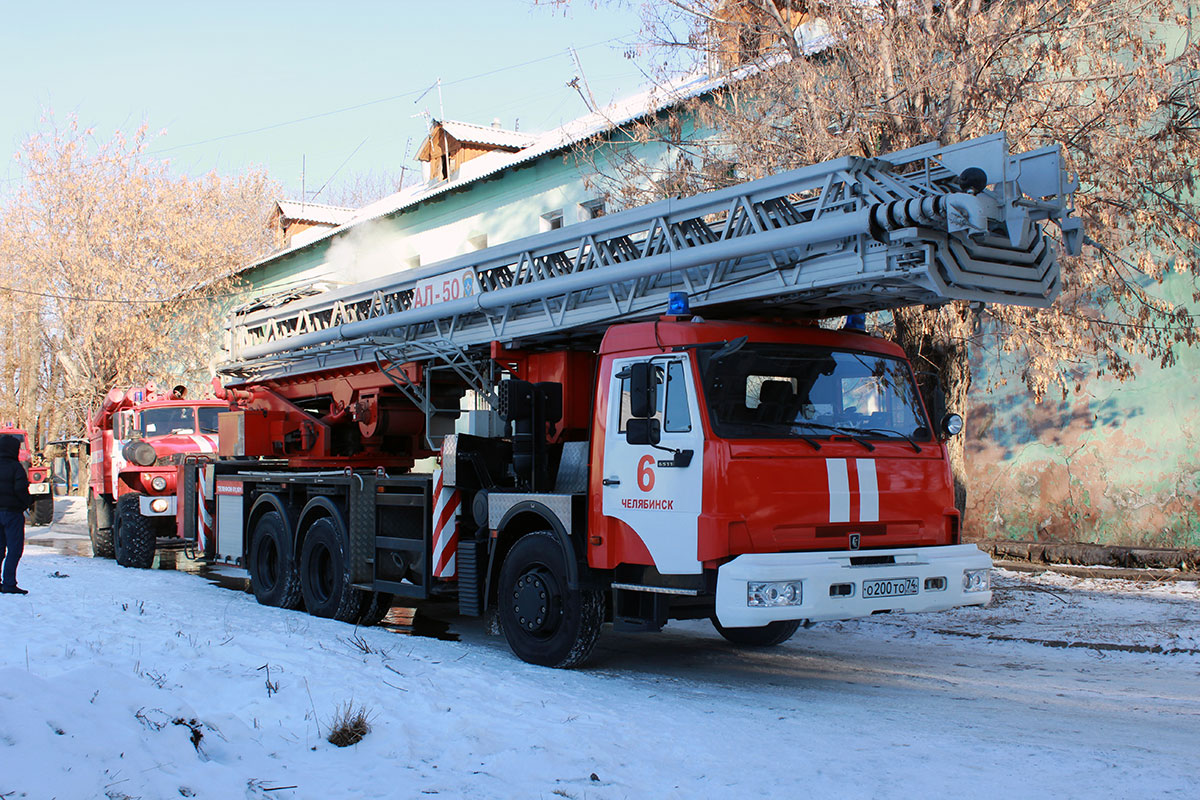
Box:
668;292;690;316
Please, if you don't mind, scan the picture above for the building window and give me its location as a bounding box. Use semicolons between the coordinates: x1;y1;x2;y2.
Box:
580;199;606;221
541;210;564;232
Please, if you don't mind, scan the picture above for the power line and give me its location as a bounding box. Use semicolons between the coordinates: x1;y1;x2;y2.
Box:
149;37;625;153
308;137;368;203
0;36;631;188
0;270;328;305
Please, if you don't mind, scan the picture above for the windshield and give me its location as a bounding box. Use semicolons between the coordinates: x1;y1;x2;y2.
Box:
140;407;197;436
695;342;931;441
197;407;221;434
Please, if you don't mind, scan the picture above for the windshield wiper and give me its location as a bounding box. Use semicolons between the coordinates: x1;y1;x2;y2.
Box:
789;422;876;452
724;420;822;451
856;426;923;453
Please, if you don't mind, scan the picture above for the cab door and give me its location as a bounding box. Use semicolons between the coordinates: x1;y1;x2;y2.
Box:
600;355;704;575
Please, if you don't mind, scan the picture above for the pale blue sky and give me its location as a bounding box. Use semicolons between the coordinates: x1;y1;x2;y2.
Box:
0;0;649;199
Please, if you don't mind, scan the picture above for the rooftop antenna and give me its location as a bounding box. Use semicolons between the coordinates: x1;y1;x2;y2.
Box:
567;47;599;112
398;136;413;190
415;78;451;181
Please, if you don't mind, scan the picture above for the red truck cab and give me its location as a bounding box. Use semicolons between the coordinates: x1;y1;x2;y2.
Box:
585;319;988;639
87;385;224;567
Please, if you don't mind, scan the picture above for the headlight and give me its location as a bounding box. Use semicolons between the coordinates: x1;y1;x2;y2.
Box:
151;476;167;492
963;569;991;593
123;440;158;467
748;580;804;607
150;498;169;513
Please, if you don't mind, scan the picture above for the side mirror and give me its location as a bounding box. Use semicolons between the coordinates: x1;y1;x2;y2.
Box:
941;413;964;438
626;418;661;446
628;362;658;419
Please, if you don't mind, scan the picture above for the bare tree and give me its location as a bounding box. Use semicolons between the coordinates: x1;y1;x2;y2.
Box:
561;0;1200;514
320;168;415;209
0;116;279;441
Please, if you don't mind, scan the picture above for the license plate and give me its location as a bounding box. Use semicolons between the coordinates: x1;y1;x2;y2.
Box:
29;483;49;494
862;576;918;599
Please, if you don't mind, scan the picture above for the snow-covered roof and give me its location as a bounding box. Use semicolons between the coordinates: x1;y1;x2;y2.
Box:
431;120;535;150
274;200;356;227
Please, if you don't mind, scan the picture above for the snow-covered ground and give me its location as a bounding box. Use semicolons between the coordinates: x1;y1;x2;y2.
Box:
2;498;1198;799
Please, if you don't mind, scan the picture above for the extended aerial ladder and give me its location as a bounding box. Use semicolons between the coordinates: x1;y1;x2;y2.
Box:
224;133;1080;390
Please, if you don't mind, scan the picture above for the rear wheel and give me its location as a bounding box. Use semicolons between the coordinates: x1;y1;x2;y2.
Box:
298;517;361;621
27;494;53;526
497;531;604;668
711;618;801;647
113;493;156;569
88;493;115;559
248;511;302;610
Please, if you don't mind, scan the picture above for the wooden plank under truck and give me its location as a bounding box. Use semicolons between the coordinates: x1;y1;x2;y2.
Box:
169;134;1080;667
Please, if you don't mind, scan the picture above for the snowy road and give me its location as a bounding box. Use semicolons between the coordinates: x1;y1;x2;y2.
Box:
1;499;1197;799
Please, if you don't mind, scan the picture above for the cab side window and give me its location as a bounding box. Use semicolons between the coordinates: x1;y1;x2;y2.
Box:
663;360;691;432
617;360;691;433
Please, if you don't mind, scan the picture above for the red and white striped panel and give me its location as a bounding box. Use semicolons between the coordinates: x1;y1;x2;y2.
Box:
187;434;217;454
197;465;214;553
430;468;461;579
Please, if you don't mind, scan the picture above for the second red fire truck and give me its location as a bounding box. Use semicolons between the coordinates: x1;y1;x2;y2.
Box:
87;385;225;567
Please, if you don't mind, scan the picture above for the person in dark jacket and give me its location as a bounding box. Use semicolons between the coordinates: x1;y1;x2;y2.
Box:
0;434;32;594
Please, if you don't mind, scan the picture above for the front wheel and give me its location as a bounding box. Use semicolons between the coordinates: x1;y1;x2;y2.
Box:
27;495;53;526
113;493;156;569
497;531;604;668
712;618;801;647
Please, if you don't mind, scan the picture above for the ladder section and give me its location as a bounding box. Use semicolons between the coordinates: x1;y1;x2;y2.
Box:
224;133;1079;380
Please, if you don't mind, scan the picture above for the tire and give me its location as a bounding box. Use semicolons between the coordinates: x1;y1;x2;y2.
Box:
497;531;604;668
113;493;156;569
712;618;801;647
356;591;395;627
88;493;115;559
248;510;303;610
27;495;53;526
298;517;362;622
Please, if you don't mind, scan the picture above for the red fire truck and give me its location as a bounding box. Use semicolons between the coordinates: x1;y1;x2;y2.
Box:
86;385;225;567
167;134;1080;666
0;425;53;526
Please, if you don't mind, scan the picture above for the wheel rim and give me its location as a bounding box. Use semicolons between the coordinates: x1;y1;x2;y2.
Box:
307;542;334;604
511;564;561;640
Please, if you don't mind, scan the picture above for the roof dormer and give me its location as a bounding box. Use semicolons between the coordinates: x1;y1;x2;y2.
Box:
416;119;535;183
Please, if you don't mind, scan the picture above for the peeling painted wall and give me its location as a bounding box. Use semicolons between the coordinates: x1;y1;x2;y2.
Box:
965;279;1200;548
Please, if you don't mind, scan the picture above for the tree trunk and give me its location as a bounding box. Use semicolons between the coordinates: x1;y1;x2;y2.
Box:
891;304;974;518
